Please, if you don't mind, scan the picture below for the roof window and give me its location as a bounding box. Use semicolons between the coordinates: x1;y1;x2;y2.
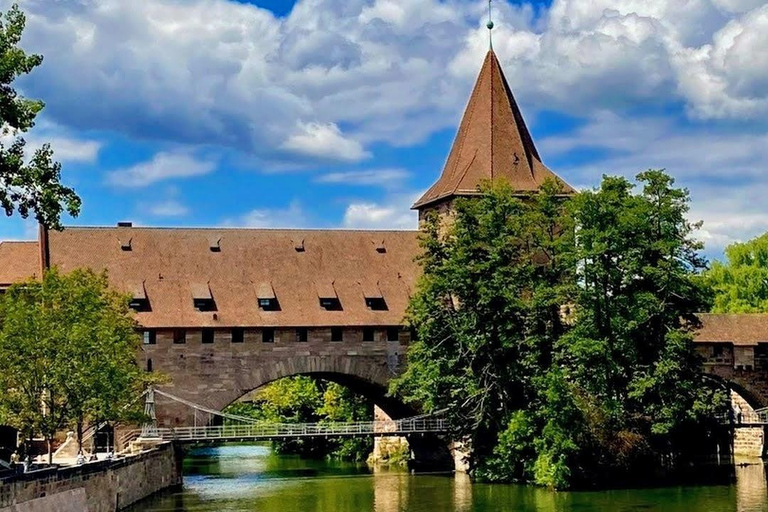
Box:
256;281;279;311
362;281;387;310
191;282;216;312
317;281;341;311
209;236;222;252
128;281;150;312
376;240;386;253
294;238;305;252
120;237;132;251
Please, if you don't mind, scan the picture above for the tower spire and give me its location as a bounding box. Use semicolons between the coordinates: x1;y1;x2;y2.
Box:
487;0;494;50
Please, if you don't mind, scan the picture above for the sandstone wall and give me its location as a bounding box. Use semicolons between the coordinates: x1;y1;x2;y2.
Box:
0;442;181;512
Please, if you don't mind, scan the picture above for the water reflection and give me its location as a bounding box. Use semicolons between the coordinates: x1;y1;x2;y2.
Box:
129;445;768;512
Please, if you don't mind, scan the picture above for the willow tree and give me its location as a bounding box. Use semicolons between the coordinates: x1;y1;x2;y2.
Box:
0;4;80;229
0;268;150;462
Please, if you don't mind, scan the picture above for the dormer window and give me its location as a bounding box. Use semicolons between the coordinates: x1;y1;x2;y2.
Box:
129;282;150;312
120;237;132;251
209;236;222;252
256;282;279;311
317;281;341;311
294;238;305;252
375;240;386;253
362;281;387;311
191;283;216;312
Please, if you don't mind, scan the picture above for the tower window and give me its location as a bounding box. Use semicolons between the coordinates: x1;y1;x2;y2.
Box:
387;327;399;342
173;329;186;344
262;328;275;344
232;328;244;344
202;328;214;344
363;328;375;342
296;328;308;342
143;330;156;345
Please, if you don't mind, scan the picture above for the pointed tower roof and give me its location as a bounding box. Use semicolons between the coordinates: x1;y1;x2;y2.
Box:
413;50;574;209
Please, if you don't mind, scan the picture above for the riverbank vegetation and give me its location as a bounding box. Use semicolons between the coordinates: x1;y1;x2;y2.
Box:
225;376;373;461
391;170;727;489
0;268;154;462
703;233;768;313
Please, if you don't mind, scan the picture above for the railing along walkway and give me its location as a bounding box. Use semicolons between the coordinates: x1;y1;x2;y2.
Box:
131;417;447;444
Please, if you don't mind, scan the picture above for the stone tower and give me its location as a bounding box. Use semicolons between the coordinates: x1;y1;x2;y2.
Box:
412;50;574;225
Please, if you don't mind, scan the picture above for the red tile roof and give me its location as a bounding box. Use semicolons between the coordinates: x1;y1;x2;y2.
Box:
695;313;768;346
413;50;574;209
0;241;40;285
40;227;421;328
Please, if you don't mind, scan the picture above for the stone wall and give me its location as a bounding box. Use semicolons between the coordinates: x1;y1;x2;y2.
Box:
0;442;182;512
143;327;412;426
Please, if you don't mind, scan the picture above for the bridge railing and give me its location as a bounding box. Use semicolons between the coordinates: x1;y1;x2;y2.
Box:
132;417;448;443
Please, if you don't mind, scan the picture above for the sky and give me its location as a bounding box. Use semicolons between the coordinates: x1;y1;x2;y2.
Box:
0;0;767;260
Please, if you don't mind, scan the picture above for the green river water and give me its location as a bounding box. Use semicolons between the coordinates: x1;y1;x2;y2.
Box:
128;445;768;511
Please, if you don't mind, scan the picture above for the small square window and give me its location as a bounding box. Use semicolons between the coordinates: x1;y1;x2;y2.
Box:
259;298;279;311
363;328;375;342
173;330;186;344
194;298;216;312
263;328;275;344
365;298;388;311
202;328;214;344
296;328;308;342
387;327;399;342
320;298;342;311
331;327;343;342
232;328;244;344
143;330;156;345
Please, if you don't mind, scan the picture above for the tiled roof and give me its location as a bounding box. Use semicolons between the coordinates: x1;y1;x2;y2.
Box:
413;50;574;209
42;227;421;328
695;313;768;346
0;241;40;285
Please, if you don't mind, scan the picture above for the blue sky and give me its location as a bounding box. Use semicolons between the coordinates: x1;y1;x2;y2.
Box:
1;0;768;259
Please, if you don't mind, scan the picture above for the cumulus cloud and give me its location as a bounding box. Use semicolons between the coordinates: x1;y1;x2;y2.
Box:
281;122;370;162
106;152;216;188
343;191;420;229
314;168;409;188
9;0;766;169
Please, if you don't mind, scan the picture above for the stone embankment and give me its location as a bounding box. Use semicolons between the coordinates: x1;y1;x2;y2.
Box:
0;442;182;512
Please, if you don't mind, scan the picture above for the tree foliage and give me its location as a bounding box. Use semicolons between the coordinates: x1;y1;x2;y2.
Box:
0;268;152;461
0;4;80;229
391;171;725;488
226;376;373;461
703;233;768;313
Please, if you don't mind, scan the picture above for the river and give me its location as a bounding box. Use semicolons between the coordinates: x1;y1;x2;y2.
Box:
128;445;768;511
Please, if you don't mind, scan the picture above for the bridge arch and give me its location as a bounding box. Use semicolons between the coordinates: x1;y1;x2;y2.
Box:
154;354;413;427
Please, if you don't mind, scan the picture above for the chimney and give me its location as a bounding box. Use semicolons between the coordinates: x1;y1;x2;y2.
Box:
117;221;133;228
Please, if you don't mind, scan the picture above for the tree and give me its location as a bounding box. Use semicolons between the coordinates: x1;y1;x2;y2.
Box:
0;4;80;229
702;233;768;313
391;171;725;489
0;268;151;462
390;179;573;475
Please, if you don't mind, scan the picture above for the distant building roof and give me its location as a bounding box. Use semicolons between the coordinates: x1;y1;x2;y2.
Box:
37;227;420;328
0;241;39;286
695;313;768;346
413;50;574;210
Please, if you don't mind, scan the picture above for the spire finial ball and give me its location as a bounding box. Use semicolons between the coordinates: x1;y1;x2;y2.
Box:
487;20;494;30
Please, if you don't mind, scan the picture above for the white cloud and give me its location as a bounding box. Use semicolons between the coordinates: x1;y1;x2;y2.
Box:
106;152;216;188
280;122;370;162
343;192;420;230
235;200;308;228
1;120;101;164
10;0;767;168
314;168;409;188
147;199;189;217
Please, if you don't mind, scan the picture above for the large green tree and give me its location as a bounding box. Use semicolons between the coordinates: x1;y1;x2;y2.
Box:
391;171;724;489
0;4;80;229
703;233;768;313
0;268;151;462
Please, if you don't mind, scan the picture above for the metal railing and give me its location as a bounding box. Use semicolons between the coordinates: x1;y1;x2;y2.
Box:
129;417;448;444
717;408;768;425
